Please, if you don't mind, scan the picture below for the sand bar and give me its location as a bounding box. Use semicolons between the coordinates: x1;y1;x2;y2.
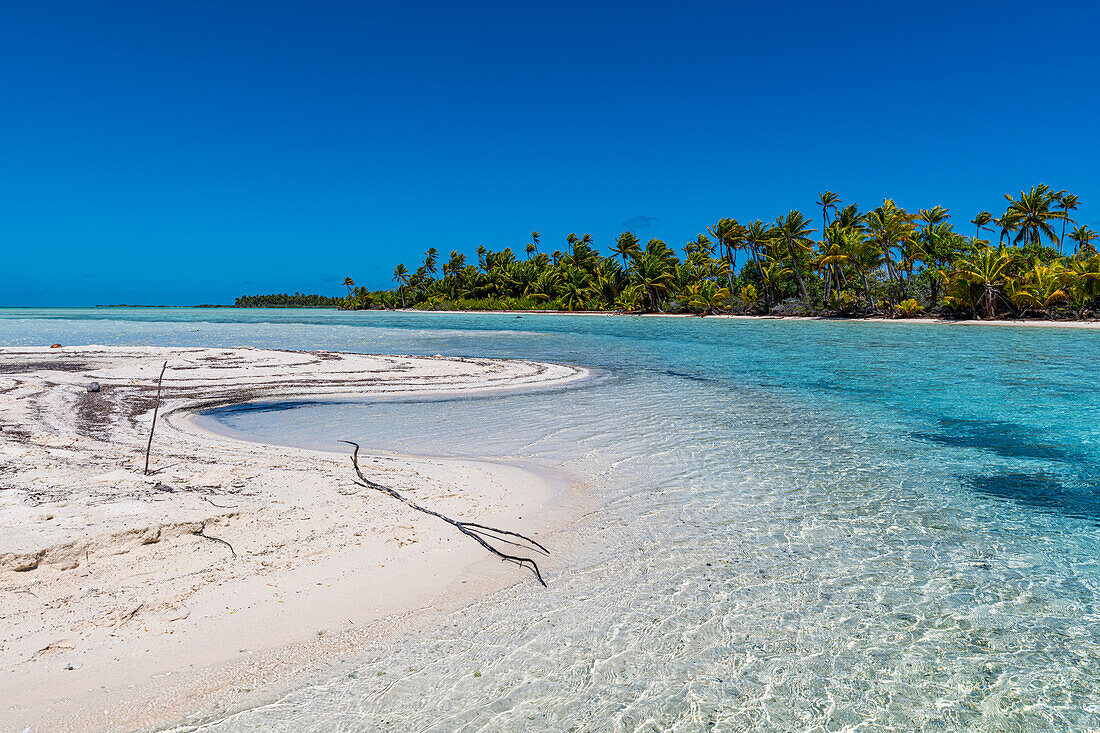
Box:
0;346;589;732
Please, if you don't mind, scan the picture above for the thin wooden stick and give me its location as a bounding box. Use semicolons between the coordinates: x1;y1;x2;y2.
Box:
339;440;549;586
143;361;168;475
194;526;237;558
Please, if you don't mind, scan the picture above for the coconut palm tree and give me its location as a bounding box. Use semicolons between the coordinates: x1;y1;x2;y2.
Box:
955;248;1013;318
817;191;840;236
772;211;815;300
632;241;676;311
707;218;748;290
865;199;915;301
971;211;993;240
392;264;409;308
1056;192;1079;253
1069;225;1098;255
918;206;949;231
1007;263;1067;313
1003;184;1064;249
841;228;881;309
687;279;730;315
742;219;770;269
1065;257;1100;311
814;232;849;300
611;231;641;269
343;277;355;296
995;211;1020;247
558;266;591;311
423;247;438;276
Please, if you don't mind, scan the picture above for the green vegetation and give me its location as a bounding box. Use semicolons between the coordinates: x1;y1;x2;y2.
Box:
345;184;1100;319
235;292;344;308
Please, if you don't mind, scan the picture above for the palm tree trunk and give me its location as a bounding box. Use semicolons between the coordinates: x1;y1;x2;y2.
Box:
858;269;873;309
787;241;808;299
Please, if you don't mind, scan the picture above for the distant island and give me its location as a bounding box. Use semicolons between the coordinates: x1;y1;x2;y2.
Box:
240;185;1100;321
234;293;346;308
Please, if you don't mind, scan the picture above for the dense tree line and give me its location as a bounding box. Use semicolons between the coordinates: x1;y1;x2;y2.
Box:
234;292;345;308
341;184;1100;319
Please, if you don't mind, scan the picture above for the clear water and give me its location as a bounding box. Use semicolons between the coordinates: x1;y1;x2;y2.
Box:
3;308;1100;731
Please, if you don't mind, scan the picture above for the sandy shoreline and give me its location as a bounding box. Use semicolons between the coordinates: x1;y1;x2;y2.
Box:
0;346;589;732
372;308;1100;329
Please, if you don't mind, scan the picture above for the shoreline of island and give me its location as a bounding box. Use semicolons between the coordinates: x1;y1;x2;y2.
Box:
10;304;1097;331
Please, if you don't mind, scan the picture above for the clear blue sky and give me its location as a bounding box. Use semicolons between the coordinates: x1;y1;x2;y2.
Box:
4;0;1099;305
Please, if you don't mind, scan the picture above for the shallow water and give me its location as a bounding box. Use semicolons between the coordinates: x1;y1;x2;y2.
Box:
3;309;1100;731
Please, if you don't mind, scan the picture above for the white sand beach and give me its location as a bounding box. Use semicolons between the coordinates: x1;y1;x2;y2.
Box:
0;346;588;731
376;308;1100;329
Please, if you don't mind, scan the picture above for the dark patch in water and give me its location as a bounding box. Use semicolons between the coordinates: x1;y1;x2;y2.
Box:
914;418;1077;464
968;471;1100;522
660;369;717;384
209;399;330;416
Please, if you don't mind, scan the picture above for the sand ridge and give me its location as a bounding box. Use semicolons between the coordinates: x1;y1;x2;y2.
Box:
0;345;589;732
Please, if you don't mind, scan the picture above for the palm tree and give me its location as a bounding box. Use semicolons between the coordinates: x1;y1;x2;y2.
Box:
1069;225;1098;255
392;264;409;308
566;233;598;271
865;200;914;301
423;247;438;276
558;266;591;311
955;248;1013;318
528;269;561;302
1003;184;1064;249
743;219;770;270
758;259;791;307
1065;257;1100;314
814;233;847;300
1007;263;1067;313
707;218;747;291
686;279;730;315
971;211;993;240
529;231;541;255
343;277;355;296
995;212;1020;247
841;228;881;308
632;241;676;311
816;191;840;237
611;231;641;269
772;211;815;300
918;206;949;229
1056;192;1079;254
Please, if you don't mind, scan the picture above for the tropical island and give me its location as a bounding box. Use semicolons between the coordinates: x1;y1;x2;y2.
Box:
261;185;1097;320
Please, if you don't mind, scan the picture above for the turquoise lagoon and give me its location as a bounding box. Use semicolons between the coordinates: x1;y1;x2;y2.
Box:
2;308;1099;730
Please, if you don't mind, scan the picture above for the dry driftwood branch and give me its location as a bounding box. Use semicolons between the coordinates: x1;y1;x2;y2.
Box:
144;361;168;475
339;440;549;586
194;526;237;558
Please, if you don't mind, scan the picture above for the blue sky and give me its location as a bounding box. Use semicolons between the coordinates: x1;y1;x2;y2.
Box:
3;0;1099;305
